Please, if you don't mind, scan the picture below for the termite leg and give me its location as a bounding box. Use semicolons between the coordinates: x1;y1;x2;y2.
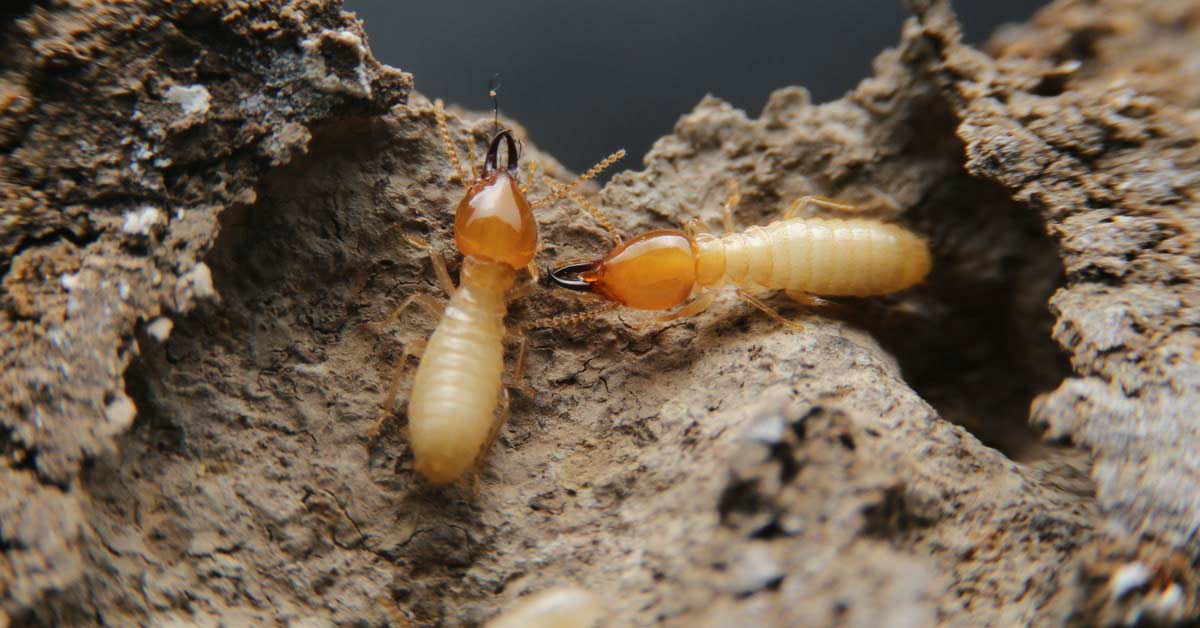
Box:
430;249;456;297
687;180;738;236
785;290;833;308
367;293;444;331
406;235;457;296
684;218;714;239
470;387;512;492
721;180;741;234
737;289;802;329
363;235;452;329
784;195;872;219
434;99;470;190
510;272;535;301
376;222;410;246
856;190;902;213
491;389;512;452
507;333;536;399
504;262;540;304
656;291;717;323
370;338;428;438
467;333;534;486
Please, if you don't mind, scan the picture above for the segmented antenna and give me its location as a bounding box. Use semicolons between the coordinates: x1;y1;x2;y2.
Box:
434;99;468;189
543;176;623;245
519;302;619;331
531;148;626;208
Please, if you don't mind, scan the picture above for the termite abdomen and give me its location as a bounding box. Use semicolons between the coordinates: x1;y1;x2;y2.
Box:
711;218;931;296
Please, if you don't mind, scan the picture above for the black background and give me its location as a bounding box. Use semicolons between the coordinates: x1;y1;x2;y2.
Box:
347;1;1047;175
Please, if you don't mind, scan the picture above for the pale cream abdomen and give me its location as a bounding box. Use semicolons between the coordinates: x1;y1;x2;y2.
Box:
485;586;602;628
714;217;931;296
407;259;514;485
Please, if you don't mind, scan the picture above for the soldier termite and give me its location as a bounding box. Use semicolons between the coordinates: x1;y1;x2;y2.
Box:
371;97;624;486
484;586;602;628
543;183;932;325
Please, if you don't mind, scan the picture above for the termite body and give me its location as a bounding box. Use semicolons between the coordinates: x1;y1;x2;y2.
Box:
405;128;533;485
377;101;623;486
548;193;931;320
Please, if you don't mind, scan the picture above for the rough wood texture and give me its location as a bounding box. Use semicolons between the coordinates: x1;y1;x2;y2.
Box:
0;0;410;623
2;0;1198;626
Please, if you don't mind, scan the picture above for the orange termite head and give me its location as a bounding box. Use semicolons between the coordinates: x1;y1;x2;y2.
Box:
548;230;697;310
455;130;537;269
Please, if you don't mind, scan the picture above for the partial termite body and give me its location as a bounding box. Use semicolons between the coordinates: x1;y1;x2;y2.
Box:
547;191;931;323
485;586;602;628
376;100;624;486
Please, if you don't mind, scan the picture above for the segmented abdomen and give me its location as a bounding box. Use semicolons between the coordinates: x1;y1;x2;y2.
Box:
407;259;512;485
718;217;931;296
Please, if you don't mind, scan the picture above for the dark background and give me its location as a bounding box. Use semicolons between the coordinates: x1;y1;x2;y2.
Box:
347;1;1048;175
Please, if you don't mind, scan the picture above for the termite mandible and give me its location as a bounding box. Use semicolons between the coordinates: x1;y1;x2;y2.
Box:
372;95;624;486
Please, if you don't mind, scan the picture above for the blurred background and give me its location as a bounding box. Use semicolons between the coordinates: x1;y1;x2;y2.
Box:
347;1;1048;175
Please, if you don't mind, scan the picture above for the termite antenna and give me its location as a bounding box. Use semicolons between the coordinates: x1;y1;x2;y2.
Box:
489;74;502;139
434;99;470;189
519;302;618;332
530;148;626;209
542;175;623;245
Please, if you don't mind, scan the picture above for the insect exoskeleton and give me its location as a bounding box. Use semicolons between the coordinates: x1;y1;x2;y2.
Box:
547;195;931;321
485;586;602;628
406;129;534;486
375;98;625;487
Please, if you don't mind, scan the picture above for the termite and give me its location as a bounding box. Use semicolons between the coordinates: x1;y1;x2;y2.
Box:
544;183;931;324
373;96;623;486
485;586;602;628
